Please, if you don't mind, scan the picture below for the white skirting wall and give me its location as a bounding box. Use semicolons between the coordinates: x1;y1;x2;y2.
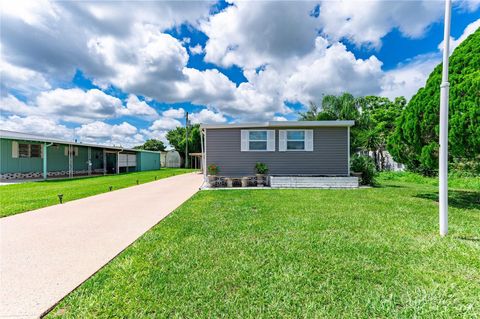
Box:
270;176;359;188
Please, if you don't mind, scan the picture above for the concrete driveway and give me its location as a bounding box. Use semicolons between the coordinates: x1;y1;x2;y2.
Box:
0;172;203;319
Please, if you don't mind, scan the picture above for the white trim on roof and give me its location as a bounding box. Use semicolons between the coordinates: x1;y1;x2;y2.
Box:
200;120;354;129
0;130;159;153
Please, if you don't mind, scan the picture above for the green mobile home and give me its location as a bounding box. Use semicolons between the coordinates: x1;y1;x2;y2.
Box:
0;130;161;180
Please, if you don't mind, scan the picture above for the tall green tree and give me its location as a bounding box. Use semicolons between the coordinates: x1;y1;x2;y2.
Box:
299;93;366;151
299;93;363;121
360;96;406;169
134;139;166;152
388;28;480;175
299;93;405;170
166;124;201;167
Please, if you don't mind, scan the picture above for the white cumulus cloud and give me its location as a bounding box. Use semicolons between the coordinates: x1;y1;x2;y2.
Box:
439;18;480;53
162;108;186;119
189;109;227;124
189;44;204;55
119;95;159;119
76;121;144;147
0;115;72;139
0;60;51;97
318;0;445;48
36;88;123;123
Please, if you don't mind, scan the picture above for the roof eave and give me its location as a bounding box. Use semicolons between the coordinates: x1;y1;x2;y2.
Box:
0;130;162;152
201;120;355;129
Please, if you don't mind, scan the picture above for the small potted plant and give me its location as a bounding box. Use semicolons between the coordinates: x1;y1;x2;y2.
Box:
255;162;269;187
207;164;219;186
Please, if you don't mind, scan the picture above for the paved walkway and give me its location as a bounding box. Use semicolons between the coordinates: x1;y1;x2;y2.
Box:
0;172;203;319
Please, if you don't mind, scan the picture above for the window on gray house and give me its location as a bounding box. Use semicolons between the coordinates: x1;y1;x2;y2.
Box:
249;131;268;150
286;131;305;150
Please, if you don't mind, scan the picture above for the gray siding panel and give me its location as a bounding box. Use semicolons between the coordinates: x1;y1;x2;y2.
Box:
206;127;348;177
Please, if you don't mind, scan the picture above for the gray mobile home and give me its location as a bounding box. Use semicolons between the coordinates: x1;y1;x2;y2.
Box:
200;121;358;188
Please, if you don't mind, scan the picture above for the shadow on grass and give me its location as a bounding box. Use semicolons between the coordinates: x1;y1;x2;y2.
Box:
456;236;480;242
415;190;480;210
374;184;407;189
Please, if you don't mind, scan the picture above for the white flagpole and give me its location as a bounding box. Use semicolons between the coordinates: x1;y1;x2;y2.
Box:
439;0;452;237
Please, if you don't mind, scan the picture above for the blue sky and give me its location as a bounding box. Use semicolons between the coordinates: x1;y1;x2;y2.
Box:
1;0;479;147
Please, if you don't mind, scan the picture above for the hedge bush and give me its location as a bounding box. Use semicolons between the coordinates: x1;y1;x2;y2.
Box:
351;154;377;185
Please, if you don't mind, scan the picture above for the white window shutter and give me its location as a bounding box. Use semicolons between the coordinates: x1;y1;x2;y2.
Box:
40;144;44;159
279;130;287;152
74;146;79;156
64;146;69;156
240;130;249;151
267;130;275;151
305;130;314;151
12;141;19;158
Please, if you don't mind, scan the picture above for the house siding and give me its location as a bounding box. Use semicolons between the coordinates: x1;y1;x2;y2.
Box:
137;152;161;171
0;139;43;173
205;127;349;177
0;138;160;176
0;139;103;174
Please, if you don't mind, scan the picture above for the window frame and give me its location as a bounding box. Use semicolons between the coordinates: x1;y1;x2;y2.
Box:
64;146;79;157
285;129;306;151
248;130;269;152
30;144;42;158
18;143;30;158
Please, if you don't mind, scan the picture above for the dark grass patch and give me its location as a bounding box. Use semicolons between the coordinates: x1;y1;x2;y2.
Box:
415;190;480;210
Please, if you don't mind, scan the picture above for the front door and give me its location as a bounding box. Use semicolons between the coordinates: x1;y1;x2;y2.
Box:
106;153;117;174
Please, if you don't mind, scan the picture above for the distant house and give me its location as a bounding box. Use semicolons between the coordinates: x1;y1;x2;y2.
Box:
200;121;358;188
0;130;161;180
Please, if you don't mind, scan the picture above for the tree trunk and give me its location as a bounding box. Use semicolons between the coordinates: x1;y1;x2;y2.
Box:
373;150;380;171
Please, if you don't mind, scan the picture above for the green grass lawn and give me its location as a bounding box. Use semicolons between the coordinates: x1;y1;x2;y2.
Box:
47;173;479;318
0;168;194;218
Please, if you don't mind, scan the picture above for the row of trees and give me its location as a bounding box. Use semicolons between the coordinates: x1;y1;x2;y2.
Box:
299;93;405;171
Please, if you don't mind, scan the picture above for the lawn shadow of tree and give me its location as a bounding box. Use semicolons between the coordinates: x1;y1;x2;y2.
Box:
373;184;406;189
456;235;480;242
415;190;480;210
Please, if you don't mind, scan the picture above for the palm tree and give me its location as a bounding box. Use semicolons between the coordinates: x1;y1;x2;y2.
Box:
322;93;363;120
359;127;387;170
298;93;367;153
298;101;320;121
298;93;364;121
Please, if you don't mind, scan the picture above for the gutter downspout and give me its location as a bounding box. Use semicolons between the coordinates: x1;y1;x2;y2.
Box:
87;147;92;176
68;144;73;178
347;126;351;177
43;142;53;180
103;149;107;175
116;148;123;174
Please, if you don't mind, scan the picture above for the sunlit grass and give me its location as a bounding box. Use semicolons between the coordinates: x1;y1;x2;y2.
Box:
47;173;479;318
0;168;194;217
